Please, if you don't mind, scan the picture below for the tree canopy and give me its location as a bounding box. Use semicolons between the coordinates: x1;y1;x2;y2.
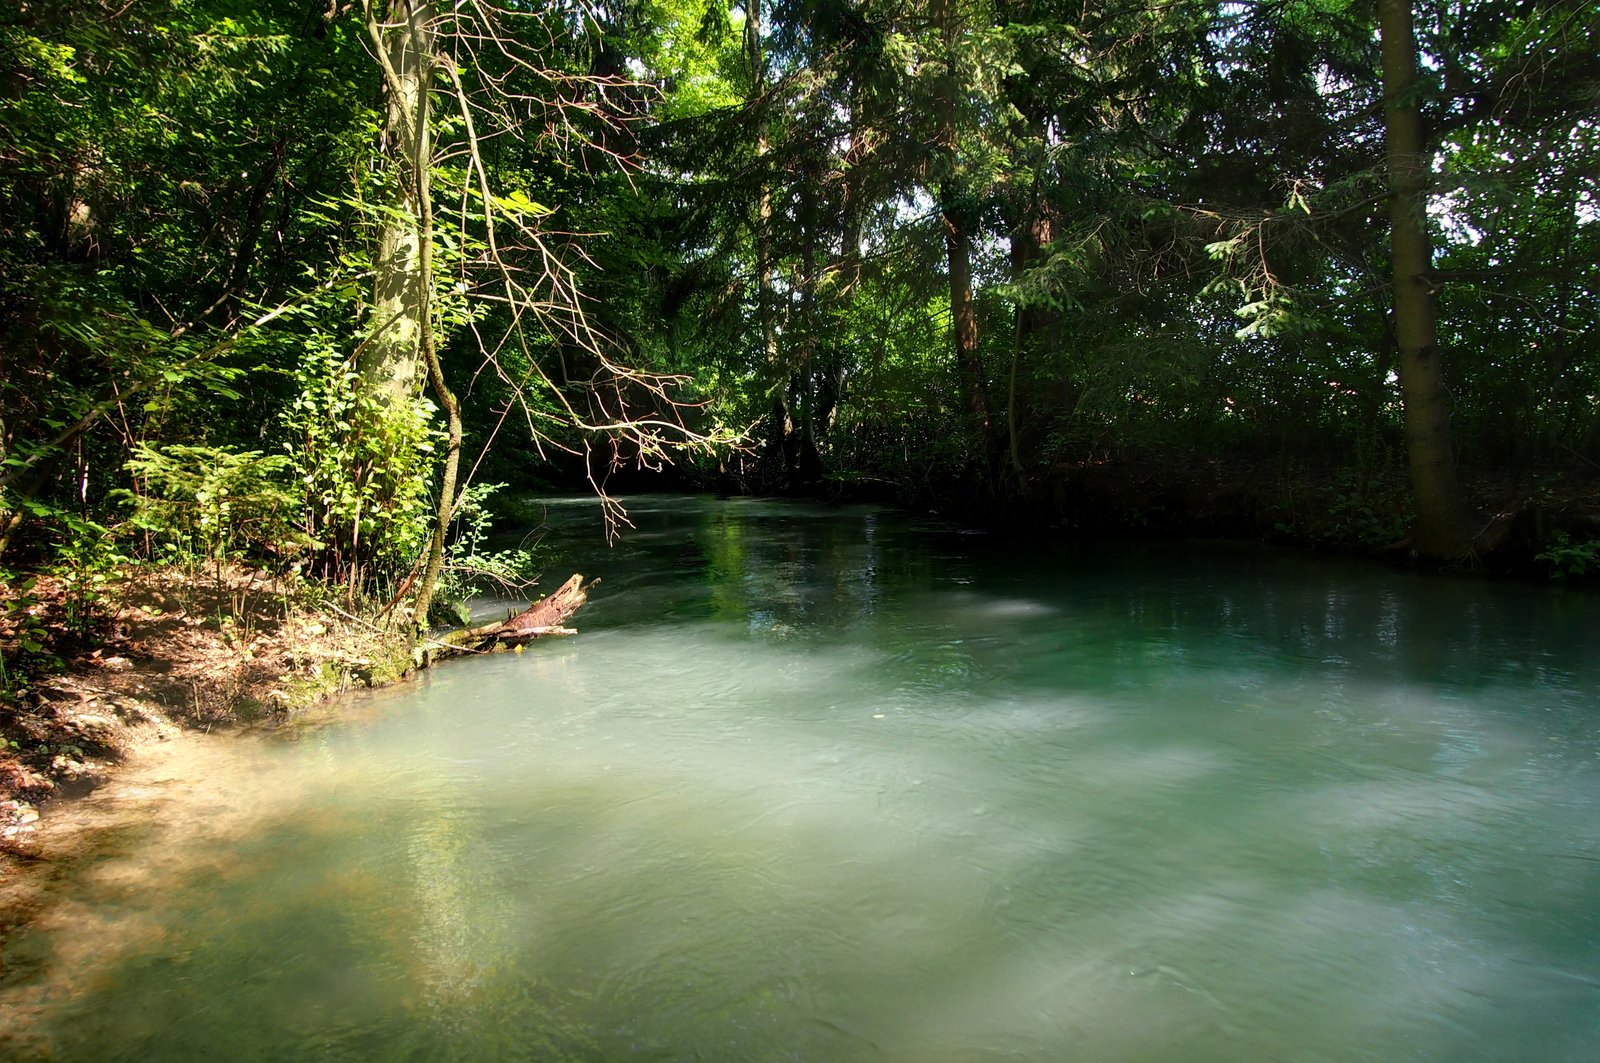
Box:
3;0;1596;616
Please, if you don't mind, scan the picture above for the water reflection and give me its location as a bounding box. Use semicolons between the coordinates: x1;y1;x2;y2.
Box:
3;496;1598;1061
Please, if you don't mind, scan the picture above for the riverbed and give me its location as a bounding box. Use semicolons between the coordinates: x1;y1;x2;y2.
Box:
3;496;1597;1060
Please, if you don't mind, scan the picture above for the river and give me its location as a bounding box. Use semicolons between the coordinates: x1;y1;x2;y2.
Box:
3;495;1597;1060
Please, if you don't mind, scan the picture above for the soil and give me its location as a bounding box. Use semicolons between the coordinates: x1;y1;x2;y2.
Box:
0;565;413;941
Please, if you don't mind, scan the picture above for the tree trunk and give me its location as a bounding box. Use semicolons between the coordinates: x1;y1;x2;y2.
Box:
791;197;825;486
837;75;868;301
410;83;461;637
218;138;285;327
1007;172;1055;490
932;0;997;480
362;0;433;408
361;2;458;631
747;0;786;475
944;210;996;471
1379;0;1485;560
808;74;872;480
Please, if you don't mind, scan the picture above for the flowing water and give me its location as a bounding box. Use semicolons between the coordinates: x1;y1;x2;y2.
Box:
3;496;1598;1061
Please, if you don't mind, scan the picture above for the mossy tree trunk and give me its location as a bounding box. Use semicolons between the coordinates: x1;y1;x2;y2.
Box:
361;1;461;633
363;0;434;408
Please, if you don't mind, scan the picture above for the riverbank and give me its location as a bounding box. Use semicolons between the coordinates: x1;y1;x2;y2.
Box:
1;564;415;934
734;454;1600;582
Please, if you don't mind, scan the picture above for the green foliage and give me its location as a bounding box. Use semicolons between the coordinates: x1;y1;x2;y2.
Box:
0;1;383;567
1535;533;1600;581
437;482;543;600
279;332;439;588
0;572;55;707
1326;482;1409;550
53;517;129;637
0;467;130;638
119;444;310;567
3;0;1597;599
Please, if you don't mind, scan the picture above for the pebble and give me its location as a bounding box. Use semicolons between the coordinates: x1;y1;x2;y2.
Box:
1;800;40;837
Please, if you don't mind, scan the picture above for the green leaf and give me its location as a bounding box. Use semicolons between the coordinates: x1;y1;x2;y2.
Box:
494;188;554;217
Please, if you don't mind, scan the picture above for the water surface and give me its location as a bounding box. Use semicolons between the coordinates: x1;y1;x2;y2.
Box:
4;496;1598;1061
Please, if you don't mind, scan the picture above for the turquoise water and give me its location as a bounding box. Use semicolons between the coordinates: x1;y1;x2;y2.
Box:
3;496;1598;1060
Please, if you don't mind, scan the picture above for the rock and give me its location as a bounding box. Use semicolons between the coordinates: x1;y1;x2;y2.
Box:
3;801;40;839
102;656;132;670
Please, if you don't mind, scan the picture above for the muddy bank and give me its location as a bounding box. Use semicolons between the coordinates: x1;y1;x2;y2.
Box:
1;565;415;939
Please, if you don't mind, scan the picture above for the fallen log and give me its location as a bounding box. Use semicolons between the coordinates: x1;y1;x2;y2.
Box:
427;573;595;661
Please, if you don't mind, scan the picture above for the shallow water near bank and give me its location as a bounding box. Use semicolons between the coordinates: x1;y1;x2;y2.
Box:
4;495;1598;1061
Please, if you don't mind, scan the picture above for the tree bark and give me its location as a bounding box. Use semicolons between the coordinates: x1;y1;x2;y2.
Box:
432;573;593;658
1379;0;1484;560
409;55;460;637
1007;170;1055;490
932;0;997;480
944;210;996;470
747;0;794;487
362;0;433;408
360;2;459;631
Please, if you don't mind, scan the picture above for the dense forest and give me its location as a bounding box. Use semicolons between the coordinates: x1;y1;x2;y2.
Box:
3;0;1598;641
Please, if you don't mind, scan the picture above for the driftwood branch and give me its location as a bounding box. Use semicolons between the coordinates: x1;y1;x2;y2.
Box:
430;573;595;660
